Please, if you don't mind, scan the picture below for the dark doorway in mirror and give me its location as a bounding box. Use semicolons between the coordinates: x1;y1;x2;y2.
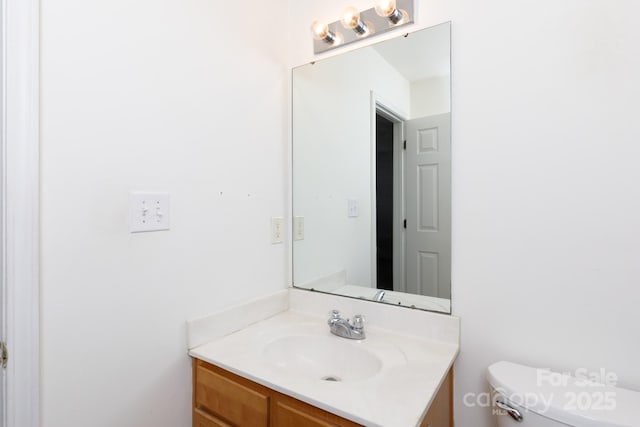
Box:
376;114;394;291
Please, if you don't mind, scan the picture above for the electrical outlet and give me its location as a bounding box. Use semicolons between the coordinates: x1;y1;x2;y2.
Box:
271;217;284;244
293;216;304;241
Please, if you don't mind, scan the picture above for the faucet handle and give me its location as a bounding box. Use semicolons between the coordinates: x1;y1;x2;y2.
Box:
352;314;365;330
328;309;341;325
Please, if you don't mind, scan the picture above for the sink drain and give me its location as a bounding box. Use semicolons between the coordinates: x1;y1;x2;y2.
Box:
321;375;341;382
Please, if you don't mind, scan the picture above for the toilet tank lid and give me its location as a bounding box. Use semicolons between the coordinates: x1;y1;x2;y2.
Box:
487;361;640;427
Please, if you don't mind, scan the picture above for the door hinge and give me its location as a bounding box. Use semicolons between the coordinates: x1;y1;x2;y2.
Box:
1;341;7;369
403;219;407;229
403;140;406;150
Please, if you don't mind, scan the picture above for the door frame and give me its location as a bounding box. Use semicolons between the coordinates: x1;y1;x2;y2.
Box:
369;92;407;292
2;0;40;426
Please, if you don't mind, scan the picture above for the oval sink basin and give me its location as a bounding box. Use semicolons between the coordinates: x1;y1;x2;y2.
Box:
262;335;382;382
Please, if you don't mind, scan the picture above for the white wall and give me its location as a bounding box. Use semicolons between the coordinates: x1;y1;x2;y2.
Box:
290;1;640;427
293;48;410;287
411;76;450;118
39;0;288;426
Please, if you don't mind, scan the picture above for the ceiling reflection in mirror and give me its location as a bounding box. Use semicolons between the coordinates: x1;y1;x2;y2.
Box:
292;22;451;313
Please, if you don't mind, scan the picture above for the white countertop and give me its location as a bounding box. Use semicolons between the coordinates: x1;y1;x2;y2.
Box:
189;291;459;427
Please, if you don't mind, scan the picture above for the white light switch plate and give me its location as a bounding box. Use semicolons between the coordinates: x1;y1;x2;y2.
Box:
129;192;170;233
271;217;284;244
293;216;304;241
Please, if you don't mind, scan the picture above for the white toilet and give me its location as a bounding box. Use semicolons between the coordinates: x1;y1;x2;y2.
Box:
487;361;640;427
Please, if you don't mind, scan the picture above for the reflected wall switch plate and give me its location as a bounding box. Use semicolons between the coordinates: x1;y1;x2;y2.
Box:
129;192;170;233
347;199;359;218
293;216;304;241
271;217;284;244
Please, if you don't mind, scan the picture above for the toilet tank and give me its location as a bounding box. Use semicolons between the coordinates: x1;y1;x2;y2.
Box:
487;361;640;427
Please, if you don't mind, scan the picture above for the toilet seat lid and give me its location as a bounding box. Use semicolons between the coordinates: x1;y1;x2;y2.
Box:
487;361;640;427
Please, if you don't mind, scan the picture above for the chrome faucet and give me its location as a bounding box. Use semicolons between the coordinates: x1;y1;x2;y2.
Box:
373;290;386;302
327;310;366;340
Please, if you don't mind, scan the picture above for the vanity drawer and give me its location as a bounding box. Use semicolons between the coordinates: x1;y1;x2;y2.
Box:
271;393;361;427
194;361;269;426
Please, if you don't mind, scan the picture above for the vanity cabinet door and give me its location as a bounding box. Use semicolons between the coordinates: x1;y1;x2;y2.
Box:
420;369;453;427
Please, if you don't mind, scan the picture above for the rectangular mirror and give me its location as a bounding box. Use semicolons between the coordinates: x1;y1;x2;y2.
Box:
292;22;451;313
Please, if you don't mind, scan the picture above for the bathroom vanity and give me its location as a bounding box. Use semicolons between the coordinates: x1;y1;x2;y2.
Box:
192;358;452;427
188;290;459;427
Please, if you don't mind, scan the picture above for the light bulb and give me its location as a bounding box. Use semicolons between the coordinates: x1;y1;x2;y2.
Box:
341;6;360;29
310;20;340;45
310;20;329;40
374;0;397;17
341;6;369;35
374;0;406;25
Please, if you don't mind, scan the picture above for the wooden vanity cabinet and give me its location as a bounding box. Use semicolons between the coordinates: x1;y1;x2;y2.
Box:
420;370;453;427
193;359;269;426
193;358;452;427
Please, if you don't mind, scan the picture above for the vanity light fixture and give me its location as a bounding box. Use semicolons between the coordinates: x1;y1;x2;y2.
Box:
310;0;414;54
